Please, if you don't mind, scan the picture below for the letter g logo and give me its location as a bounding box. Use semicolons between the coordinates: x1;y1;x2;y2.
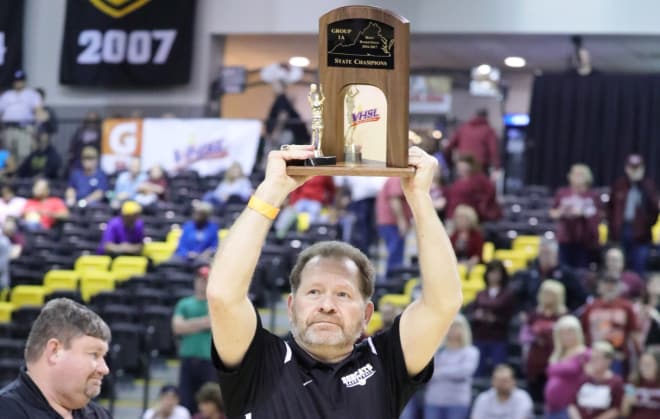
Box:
108;121;138;155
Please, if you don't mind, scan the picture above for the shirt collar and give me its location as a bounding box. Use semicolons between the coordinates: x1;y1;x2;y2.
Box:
285;333;359;372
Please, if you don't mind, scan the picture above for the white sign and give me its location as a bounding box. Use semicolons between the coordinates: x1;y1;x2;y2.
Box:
102;118;261;176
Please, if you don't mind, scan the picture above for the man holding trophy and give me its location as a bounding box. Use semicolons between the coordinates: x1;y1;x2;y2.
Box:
206;143;462;417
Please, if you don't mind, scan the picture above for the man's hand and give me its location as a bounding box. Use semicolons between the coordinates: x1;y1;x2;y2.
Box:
402;146;438;205
257;146;315;206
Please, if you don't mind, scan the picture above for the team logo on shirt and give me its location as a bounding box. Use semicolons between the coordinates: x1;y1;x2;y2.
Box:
341;363;375;388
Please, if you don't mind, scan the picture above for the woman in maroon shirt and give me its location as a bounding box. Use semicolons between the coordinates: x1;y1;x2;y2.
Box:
450;204;484;269
622;350;660;419
549;163;601;269
522;279;568;404
468;260;515;377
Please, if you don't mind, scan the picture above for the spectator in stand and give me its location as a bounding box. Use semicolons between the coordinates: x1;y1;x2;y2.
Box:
135;164;168;208
0;182;26;224
204;162;252;209
66;146;108;207
112;157;147;205
172;266;216;414
34;88;58;136
468;260;515;377
621;349;660;419
2;216;24;259
376;176;412;275
520;280;568;404
173;201;219;265
607;154;660;274
512;238;587;313
335;176;386;256
450;204;484;269
16;129;62;179
445;109;500;176
68;111;101;172
423;314;480;419
142;384;191;419
0;139;17;180
274;175;335;238
22;178;69;231
193;382;225;419
471;364;534;419
544;315;591;419
549;164;601;269
568;341;624;419
581;275;640;376
0;70;43;163
637;274;660;350
583;247;646;300
443;155;501;222
0;228;9;291
97;201;144;256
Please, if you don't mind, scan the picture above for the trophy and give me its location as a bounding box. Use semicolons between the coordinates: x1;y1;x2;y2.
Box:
285;5;413;177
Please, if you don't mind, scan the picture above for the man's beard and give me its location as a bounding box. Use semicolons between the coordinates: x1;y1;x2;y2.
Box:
290;306;363;350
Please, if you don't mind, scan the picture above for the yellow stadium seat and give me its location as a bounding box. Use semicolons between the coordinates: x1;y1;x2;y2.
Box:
403;278;419;297
75;255;112;274
166;228;182;245
457;264;468;281
469;264;486;280
462;290;478;305
366;311;383;335
44;270;80;292
143;241;177;264
378;293;411;309
111;256;148;280
80;272;116;302
512;235;541;259
653;222;660;244
219;228;229;241
297;213;311;232
599;223;608;245
0;288;7;302
0;302;14;323
482;242;495;263
11;285;47;309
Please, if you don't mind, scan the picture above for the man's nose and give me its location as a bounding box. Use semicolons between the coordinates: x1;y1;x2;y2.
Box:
98;356;110;375
318;294;337;313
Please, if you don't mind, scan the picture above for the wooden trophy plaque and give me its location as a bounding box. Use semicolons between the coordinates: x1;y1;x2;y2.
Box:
286;5;413;177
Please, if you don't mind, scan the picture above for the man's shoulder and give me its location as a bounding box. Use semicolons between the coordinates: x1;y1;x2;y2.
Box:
0;379;31;417
78;400;113;418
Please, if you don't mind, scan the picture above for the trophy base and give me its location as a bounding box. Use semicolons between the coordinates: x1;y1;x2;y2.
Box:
286;159;414;177
287;156;337;167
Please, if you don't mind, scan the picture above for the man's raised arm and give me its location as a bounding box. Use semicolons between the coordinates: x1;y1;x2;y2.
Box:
399;146;463;376
206;147;312;368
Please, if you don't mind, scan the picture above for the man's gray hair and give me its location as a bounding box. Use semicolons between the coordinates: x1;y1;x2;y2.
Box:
25;298;111;363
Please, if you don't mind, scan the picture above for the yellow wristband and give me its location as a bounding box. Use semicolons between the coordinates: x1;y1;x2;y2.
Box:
248;195;280;220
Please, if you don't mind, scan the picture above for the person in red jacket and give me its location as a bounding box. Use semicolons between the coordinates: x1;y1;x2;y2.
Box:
549;163;601;269
445;109;500;174
443;155;501;222
450;204;484;268
607;154;660;274
581;275;640;377
468;260;515;377
274;175;335;238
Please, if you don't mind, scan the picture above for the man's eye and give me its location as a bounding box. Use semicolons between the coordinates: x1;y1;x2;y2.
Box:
337;292;349;298
308;289;319;295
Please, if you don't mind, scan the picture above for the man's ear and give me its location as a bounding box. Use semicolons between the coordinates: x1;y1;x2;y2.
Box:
363;300;375;328
287;293;294;321
45;338;62;365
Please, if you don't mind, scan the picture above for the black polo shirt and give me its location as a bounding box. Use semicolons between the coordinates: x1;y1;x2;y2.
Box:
212;315;432;419
0;368;112;418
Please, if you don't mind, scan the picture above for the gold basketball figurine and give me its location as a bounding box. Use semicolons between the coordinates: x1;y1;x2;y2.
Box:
308;83;325;158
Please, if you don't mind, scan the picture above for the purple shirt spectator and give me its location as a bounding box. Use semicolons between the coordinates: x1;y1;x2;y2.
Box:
97;216;144;254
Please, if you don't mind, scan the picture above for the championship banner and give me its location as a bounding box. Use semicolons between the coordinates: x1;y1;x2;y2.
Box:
0;0;24;87
102;118;262;177
59;0;196;86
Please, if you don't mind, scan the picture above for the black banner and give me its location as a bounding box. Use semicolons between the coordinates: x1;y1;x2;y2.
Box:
0;0;24;87
327;19;394;70
59;0;196;86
